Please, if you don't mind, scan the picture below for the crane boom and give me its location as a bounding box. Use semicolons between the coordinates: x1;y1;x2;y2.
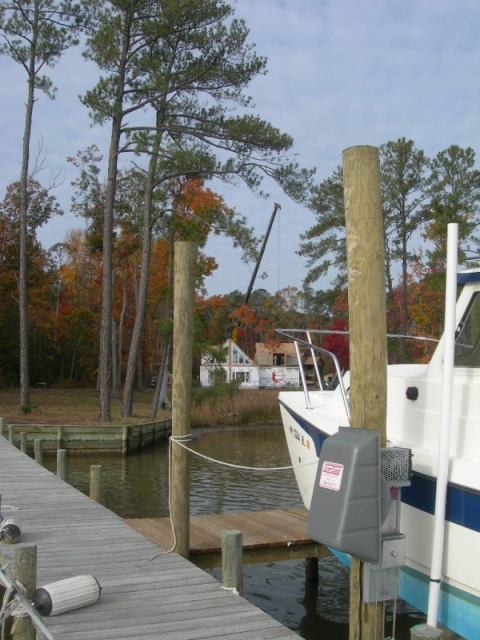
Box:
244;202;281;305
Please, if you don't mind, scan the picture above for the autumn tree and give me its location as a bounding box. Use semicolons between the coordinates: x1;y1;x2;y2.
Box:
380;138;430;338
299;140;479;347
53;229;101;384
0;0;85;408
0;180;62;387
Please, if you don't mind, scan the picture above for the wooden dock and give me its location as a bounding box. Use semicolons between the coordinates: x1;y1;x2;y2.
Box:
126;510;330;568
1;419;172;455
0;435;301;639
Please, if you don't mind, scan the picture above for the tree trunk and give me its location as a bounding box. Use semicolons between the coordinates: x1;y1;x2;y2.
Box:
18;12;39;409
112;318;119;396
151;237;174;418
151;337;172;418
116;271;128;390
122;114;163;417
98;116;122;421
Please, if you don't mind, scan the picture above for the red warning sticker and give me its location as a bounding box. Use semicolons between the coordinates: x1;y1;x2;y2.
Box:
319;461;344;491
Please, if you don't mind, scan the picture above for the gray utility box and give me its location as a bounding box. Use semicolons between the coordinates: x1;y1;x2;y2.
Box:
307;427;391;564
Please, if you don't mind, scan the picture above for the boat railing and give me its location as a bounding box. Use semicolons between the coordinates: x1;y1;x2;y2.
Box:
275;329;439;421
276;328;351;421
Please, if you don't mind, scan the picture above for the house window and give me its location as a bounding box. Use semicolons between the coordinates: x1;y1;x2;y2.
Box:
233;371;250;384
208;370;215;384
231;345;246;364
273;353;285;366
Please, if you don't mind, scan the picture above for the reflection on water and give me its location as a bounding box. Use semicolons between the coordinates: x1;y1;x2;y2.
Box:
43;425;424;639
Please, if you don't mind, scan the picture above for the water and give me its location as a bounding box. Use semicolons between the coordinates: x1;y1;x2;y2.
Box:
43;425;425;639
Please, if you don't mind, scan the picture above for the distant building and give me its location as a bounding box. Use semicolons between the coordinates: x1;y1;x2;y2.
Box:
199;339;303;388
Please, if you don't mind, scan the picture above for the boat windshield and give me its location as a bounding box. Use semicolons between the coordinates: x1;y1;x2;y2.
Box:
455;291;480;367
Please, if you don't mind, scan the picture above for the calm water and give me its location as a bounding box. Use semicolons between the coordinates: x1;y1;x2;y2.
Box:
43;426;424;639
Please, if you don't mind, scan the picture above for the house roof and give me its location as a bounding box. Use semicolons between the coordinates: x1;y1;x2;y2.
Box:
255;342;297;355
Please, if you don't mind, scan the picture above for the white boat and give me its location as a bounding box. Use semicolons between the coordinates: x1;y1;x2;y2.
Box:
278;267;480;640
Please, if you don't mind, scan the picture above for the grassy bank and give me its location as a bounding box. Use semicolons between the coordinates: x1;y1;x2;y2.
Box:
0;387;281;427
0;388;169;425
191;387;281;427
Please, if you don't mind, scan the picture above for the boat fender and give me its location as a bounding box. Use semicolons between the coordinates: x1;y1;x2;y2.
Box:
406;386;419;401
0;517;21;544
32;575;101;616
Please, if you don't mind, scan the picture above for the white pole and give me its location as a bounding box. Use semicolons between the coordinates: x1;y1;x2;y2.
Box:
427;223;458;627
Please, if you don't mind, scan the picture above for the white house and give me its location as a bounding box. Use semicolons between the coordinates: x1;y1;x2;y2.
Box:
199;339;303;389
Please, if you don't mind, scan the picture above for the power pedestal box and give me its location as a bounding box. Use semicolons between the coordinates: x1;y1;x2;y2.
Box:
307;427;391;564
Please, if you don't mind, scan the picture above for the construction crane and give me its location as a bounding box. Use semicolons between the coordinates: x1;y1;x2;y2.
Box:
243;202;281;305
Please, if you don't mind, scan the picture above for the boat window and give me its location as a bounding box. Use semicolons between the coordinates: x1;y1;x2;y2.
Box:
455;292;480;367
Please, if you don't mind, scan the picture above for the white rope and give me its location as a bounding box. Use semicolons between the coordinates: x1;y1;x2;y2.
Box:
149;436;181;561
149;433;316;562
169;435;318;472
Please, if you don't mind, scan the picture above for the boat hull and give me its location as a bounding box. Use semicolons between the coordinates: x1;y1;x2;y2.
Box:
279;394;480;640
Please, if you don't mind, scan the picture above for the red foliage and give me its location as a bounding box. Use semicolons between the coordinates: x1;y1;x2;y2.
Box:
323;318;349;371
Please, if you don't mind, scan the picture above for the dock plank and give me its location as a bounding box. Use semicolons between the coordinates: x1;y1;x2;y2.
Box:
125;508;330;567
0;436;300;639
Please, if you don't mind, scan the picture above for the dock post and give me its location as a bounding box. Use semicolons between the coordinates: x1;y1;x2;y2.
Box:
9;424;15;445
12;543;37;640
410;624;444;639
171;241;198;558
305;557;319;585
0;416;4;436
34;439;43;466
57;448;67;480
343;145;387;640
20;432;28;454
90;465;102;503
122;426;128;454
221;530;243;595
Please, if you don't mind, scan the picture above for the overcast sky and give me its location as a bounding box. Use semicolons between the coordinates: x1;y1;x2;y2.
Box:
1;0;479;297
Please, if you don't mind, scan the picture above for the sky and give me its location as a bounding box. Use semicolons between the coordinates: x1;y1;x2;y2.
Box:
1;0;479;297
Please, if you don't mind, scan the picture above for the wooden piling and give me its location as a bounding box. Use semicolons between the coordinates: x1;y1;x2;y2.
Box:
221;530;243;594
90;465;102;503
12;543;37;640
171;241;198;558
57;448;67;481
0;416;4;436
20;432;28;454
410;624;444;639
34;439;43;466
343;145;387;640
305;557;319;585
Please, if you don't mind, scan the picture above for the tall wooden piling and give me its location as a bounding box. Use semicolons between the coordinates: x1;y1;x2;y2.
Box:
343;145;387;640
171;241;198;558
12;543;37;640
